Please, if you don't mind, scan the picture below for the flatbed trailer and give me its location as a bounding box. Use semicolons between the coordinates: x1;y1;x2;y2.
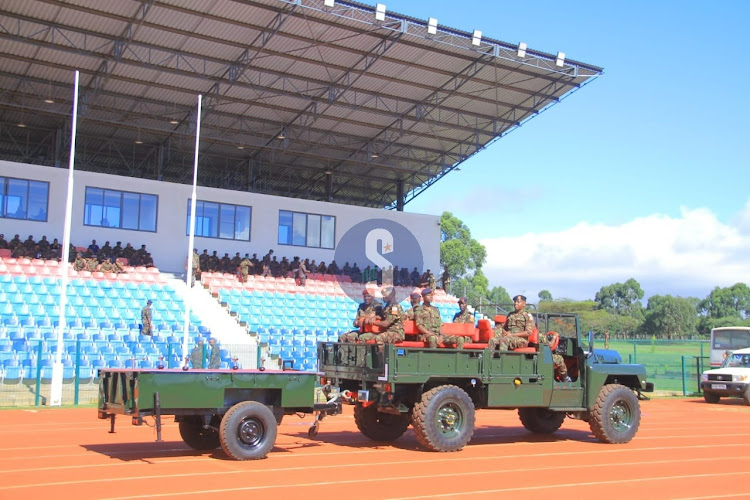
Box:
97;367;339;460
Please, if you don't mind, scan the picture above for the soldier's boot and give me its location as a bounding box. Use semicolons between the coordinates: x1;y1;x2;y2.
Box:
559;373;572;382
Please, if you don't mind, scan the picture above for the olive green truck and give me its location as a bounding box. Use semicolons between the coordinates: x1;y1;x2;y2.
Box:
97;312;653;459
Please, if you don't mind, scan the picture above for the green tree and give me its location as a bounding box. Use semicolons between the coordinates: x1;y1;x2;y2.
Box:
642;295;698;339
698;283;750;319
538;290;552;302
594;278;645;318
488;285;511;305
439;211;487;277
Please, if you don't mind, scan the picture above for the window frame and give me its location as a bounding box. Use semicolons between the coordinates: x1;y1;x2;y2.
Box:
0;176;50;222
186;199;252;241
277;209;336;249
83;186;158;232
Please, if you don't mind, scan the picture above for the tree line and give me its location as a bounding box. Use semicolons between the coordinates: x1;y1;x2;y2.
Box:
439;211;750;339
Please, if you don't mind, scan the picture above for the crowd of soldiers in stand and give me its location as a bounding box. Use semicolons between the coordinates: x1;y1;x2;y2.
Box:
191;246;451;290
0;234;155;273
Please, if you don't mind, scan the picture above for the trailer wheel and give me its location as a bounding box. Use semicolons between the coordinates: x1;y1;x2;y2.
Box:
354;403;410;442
412;385;475;452
518;408;566;434
178;416;221;450
589;384;640;444
219;401;277;460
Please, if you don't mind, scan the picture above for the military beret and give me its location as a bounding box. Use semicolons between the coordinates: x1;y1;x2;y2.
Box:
410;292;421;299
513;295;527;302
458;297;468;304
421;288;433;296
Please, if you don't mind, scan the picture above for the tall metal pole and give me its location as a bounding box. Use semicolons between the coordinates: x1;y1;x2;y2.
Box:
182;95;202;366
50;70;80;406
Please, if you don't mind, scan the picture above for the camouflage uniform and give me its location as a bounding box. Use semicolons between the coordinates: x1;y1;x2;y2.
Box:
190;342;205;368
141;302;153;336
405;305;421;321
453;309;474;324
539;333;569;380
339;301;381;342
208;341;221;369
239;257;252;282
487;308;534;350
417;304;455;348
358;301;405;344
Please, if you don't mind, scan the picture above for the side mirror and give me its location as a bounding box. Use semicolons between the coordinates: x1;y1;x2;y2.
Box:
586;330;595;359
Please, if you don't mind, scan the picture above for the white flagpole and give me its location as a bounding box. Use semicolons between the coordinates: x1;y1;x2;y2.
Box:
182;95;202;367
51;69;80;406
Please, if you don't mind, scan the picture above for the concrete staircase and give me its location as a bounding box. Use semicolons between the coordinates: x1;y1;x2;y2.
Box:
166;277;258;369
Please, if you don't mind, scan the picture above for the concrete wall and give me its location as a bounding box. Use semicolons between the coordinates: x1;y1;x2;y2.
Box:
0;161;440;275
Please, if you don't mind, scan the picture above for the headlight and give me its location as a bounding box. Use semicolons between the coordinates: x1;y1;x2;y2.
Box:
701;373;709;381
733;374;749;382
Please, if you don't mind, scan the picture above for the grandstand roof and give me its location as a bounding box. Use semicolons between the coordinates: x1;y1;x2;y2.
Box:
0;0;602;209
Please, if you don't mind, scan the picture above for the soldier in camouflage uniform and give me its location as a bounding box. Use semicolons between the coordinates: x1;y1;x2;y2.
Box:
141;300;153;336
405;292;422;321
357;287;405;344
190;339;205;368
416;289;468;348
487;295;534;351
238;255;252;283
339;290;382;342
541;331;571;382
73;252;87;271
452;297;474;324
208;338;221;369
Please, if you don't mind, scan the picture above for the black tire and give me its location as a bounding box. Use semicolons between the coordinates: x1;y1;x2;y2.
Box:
703;392;720;404
589;384;641;444
353;403;410;442
219;401;277;460
518;408;566;434
411;385;475;452
178;416;220;450
744;387;750;406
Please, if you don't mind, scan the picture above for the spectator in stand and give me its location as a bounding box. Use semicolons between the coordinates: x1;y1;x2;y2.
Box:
219;253;231;273
68;243;77;263
8;234;21;252
88;239;100;255
23;235;36;253
399;266;409;286
441;266;451;292
140;300;153;336
280;257;290;276
122;243;136;261
351;263;362;282
49;238;61;260
410;267;420;287
295;259;308;286
0;233;8;249
208;251;219;272
317;261;327;274
112;241;124;258
73;252;87;271
342;261;352;276
198;249;209;272
191;249;200;285
99;258;115;273
327;260;340;275
260;254;272;277
250;253;260;274
238;254;252;283
230;252;242;272
453;297;474;324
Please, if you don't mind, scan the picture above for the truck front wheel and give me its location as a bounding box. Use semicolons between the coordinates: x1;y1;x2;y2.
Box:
354;403;410;442
219;401;277;460
589;384;641;444
703;392;720;404
412;385;475;452
179;416;221;450
518;408;566;434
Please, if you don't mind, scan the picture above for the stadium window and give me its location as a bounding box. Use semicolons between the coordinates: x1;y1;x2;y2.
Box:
83;187;158;232
186;200;251;241
277;210;335;249
0;176;49;222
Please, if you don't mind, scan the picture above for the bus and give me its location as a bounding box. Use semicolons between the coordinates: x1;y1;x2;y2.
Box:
710;327;750;366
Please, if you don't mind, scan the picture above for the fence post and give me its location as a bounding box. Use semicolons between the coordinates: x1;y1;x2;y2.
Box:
35;340;43;406
681;355;688;397
633;343;637;364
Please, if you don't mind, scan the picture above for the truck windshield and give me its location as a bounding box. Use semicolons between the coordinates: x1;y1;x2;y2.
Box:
722;353;750;368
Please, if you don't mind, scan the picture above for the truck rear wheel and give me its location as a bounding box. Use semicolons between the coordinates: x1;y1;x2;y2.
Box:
412;385;475;452
589;384;640;444
353;403;410;442
219;401;277;460
178;416;221;450
518;408;566;434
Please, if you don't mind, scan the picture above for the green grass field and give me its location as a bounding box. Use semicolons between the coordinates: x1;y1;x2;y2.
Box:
607;340;709;393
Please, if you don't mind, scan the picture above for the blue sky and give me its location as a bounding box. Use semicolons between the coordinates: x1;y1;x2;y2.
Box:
388;0;750;301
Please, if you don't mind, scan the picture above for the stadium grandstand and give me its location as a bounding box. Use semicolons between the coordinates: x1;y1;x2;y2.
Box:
0;0;602;406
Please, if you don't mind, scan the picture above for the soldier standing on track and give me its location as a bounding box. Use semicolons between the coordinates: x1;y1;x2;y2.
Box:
141;300;153;336
357;287;405;344
452;297;474;324
487;295;534;351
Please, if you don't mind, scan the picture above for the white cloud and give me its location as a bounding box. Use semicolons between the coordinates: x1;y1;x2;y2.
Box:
481;202;750;301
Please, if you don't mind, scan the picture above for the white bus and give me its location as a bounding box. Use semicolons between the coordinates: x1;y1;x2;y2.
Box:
710;327;750;366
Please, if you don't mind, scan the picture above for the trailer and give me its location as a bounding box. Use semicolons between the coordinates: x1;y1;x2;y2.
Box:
97;367;339;460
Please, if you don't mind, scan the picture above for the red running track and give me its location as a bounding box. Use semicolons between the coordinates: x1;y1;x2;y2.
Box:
1;398;749;499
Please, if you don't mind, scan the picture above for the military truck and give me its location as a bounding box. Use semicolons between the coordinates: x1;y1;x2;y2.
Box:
97;367;339;460
318;312;653;452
